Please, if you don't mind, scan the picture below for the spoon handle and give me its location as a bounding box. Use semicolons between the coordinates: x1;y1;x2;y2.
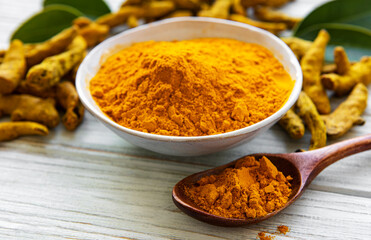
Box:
292;134;371;186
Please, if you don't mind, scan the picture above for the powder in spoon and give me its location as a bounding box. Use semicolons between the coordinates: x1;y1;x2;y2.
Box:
184;156;292;219
90;38;294;136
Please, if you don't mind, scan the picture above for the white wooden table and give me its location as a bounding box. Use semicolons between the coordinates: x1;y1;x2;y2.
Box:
0;0;370;239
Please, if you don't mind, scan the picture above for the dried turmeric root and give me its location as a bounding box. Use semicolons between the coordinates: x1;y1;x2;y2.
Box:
333;46;351;75
321;47;371;96
25;27;77;67
262;0;293;7
67;50;87;81
0;94;59;128
26;35;87;91
0;49;5;64
322;83;368;138
97;1;175;28
127;15;139;28
281;37;312;60
198;0;233;19
164;10;193;18
232;0;246;15
0;39;26;94
80;22;109;47
173;0;200;10
0;121;49;141
129;1;176;19
230;14;287;34
23;43;37;54
301;29;331;114
97;7;141;27
296;91;326;150
73;16;92;28
241;0;292;8
56;81;84;131
254;6;302;28
16;80;57;98
322;63;337;74
120;0;144;7
240;0;266;8
279;108;305;139
73;17;110;48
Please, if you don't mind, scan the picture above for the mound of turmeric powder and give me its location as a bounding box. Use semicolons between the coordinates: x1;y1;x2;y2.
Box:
185;156;292;219
90;38;294;136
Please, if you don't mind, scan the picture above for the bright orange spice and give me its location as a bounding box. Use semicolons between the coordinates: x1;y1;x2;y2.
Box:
184;156;292;219
90;38;294;136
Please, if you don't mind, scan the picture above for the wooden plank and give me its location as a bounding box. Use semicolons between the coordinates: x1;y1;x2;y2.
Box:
3;111;371;199
0;0;371;239
0;147;370;239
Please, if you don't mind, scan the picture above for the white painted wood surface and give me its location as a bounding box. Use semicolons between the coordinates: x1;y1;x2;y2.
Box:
0;0;370;239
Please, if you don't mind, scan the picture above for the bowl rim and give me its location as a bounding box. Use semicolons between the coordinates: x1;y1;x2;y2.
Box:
76;17;303;142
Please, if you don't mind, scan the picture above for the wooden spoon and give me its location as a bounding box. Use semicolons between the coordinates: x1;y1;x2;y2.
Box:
172;134;371;227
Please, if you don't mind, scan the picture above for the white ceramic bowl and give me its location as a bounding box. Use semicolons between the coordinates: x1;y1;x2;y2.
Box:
76;17;302;156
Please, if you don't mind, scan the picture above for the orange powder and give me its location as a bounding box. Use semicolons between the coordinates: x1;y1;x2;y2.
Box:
258;225;290;239
277;225;289;234
184;156;292;219
90;38;294;136
258;232;275;240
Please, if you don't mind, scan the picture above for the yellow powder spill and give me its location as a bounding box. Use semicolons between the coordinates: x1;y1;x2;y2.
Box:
277;225;289;234
258;225;290;239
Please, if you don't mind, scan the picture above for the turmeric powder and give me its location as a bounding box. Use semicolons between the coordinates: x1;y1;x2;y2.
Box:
90;38;294;136
277;225;289;234
257;225;290;239
184;156;292;219
258;232;274;240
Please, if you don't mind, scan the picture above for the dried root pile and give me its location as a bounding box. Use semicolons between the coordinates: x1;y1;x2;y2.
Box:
279;31;370;150
0;29;87;141
2;0;369;145
92;0;300;37
0;0;301;142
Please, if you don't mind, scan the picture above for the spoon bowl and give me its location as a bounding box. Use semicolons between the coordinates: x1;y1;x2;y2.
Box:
173;134;371;226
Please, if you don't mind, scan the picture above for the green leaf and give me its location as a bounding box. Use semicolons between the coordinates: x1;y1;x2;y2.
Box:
295;23;371;62
294;0;371;36
43;0;111;19
11;5;82;43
